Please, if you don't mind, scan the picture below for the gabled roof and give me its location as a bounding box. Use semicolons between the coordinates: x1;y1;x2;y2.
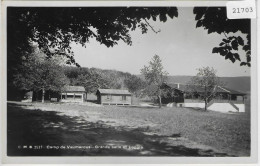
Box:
97;89;131;95
220;87;246;95
64;86;85;92
163;83;187;91
164;83;246;95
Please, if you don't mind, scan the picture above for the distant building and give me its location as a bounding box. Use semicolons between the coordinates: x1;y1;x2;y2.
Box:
161;83;247;113
60;86;86;103
96;89;131;105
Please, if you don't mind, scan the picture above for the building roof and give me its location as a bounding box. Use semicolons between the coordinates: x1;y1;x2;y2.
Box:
220;87;246;95
164;83;246;96
64;86;85;92
97;89;131;95
166;83;187;91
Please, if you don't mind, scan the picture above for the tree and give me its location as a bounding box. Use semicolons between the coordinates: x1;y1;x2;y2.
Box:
64;66;89;85
7;7;178;66
193;7;251;67
77;70;110;94
187;67;222;111
13;50;69;103
64;66;146;95
141;55;168;108
101;70;122;89
7;7;178;97
35;60;68;103
124;75;147;96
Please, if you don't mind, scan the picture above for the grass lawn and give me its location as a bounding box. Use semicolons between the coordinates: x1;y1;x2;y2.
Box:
7;101;250;156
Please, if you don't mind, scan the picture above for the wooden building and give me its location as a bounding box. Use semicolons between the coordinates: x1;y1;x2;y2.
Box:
96;89;131;105
60;86;86;103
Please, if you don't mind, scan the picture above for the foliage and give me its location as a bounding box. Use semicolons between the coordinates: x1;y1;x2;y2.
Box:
8;7;178;66
193;7;251;67
101;69;123;89
186;67;222;110
7;7;178;99
141;55;168;108
13;49;69;102
77;70;110;93
64;66;90;84
64;66;143;94
124;75;147;96
8;7;251;102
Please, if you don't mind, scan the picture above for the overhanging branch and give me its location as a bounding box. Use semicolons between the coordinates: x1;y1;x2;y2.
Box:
144;19;161;34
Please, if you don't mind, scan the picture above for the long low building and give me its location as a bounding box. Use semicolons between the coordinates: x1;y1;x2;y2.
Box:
162;83;247;113
96;89;132;105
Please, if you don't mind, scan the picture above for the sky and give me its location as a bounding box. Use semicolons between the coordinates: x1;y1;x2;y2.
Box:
72;7;250;77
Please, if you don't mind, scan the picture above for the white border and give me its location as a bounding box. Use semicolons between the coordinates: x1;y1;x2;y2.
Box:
1;1;258;164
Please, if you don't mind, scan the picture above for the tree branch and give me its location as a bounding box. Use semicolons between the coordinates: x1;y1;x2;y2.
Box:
223;31;228;38
144;19;161;34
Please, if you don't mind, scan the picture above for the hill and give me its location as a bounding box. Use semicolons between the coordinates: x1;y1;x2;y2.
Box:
219;77;251;93
64;66;250;94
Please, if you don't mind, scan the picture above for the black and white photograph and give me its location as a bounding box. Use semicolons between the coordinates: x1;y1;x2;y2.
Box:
1;1;258;164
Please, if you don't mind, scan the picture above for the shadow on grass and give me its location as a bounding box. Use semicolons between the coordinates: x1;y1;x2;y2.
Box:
7;102;229;156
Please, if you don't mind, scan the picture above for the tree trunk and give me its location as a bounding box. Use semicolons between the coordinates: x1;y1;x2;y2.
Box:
158;96;162;108
158;87;162;108
204;98;207;111
42;88;45;103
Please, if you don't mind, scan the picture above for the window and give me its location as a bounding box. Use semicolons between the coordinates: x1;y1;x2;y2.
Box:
75;95;82;99
106;95;112;100
67;95;74;98
122;96;126;101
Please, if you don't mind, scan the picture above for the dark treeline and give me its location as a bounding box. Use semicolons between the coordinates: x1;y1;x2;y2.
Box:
8;63;147;101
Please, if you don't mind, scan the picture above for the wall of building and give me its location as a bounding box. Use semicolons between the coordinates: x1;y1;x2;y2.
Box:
207;103;243;113
60;92;85;103
177;101;245;113
87;93;97;101
181;102;205;108
234;104;245;112
101;95;131;105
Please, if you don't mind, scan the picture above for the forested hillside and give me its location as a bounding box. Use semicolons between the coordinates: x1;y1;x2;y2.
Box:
65;66;250;94
63;66;146;95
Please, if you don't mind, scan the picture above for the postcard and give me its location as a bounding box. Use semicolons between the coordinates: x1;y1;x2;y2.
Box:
1;0;258;164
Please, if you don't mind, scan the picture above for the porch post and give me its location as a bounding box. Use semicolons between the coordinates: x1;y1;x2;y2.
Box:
82;94;84;102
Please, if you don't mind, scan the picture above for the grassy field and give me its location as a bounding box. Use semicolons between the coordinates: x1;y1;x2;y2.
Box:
7;101;250;156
